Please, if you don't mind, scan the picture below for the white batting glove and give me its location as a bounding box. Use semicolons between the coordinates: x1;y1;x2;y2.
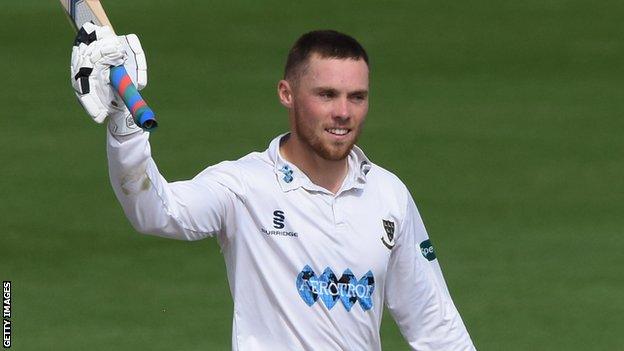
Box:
70;22;147;135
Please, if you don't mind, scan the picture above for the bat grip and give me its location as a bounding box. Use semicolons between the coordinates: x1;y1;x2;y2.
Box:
109;66;158;131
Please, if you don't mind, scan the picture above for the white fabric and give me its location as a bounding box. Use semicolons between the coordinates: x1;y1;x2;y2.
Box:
119;33;147;90
107;131;476;351
108;111;140;136
70;23;146;133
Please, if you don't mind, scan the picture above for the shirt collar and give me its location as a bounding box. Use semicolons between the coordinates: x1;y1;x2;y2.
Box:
267;133;372;193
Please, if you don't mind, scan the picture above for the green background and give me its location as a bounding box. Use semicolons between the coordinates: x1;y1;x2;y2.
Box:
2;0;623;349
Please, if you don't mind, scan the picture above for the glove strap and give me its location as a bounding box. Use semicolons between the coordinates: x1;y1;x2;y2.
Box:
108;111;141;136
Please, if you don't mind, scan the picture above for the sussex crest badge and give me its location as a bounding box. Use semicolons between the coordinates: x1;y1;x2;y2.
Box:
381;219;395;249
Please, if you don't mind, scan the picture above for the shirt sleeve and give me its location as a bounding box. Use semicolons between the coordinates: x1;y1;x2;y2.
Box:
384;192;476;350
106;130;244;241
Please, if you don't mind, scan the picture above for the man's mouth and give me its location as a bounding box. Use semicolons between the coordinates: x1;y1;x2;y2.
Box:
326;128;350;136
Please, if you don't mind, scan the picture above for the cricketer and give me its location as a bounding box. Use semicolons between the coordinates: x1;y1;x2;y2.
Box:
70;22;476;350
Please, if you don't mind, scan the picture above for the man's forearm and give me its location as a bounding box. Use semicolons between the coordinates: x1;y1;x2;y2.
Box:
107;130;192;240
106;129;229;241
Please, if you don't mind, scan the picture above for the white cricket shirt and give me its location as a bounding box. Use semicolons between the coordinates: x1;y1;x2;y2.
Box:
107;131;476;351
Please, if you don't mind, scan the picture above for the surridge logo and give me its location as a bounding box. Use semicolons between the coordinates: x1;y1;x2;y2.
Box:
381;219;395;249
273;210;285;229
296;265;375;311
261;210;298;237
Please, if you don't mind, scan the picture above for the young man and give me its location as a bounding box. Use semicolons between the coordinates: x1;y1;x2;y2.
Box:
71;23;476;350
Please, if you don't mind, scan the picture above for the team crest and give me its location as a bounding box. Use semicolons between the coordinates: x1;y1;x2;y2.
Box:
381;219;395;249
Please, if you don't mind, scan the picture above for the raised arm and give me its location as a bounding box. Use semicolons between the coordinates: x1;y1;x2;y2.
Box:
385;192;476;350
70;23;241;241
107;131;242;241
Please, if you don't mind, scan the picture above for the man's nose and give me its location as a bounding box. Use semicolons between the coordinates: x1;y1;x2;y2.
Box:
333;97;350;120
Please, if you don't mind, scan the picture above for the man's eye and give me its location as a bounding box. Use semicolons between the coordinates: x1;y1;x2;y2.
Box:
319;92;335;98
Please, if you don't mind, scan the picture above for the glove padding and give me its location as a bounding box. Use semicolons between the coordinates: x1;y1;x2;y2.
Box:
70;22;147;135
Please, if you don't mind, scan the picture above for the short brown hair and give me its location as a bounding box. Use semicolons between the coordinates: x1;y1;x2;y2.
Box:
284;30;369;81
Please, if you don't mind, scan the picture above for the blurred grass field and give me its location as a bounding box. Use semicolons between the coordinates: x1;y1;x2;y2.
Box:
1;0;623;349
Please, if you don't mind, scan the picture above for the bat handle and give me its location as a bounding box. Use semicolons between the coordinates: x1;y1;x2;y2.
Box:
109;65;158;131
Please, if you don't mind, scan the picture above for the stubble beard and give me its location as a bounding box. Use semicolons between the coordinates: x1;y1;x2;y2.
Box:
293;112;360;162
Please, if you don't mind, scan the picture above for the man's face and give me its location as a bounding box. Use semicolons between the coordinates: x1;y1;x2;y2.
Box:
282;54;369;161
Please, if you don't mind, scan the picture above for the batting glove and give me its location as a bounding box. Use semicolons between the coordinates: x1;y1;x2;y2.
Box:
70;22;147;135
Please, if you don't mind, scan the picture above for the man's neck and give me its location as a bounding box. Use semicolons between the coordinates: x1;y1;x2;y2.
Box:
279;134;348;194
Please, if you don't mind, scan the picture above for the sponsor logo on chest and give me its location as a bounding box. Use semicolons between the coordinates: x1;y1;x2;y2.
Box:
260;210;298;238
296;265;375;312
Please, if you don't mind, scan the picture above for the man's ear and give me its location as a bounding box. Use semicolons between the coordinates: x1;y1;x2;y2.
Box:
277;79;294;108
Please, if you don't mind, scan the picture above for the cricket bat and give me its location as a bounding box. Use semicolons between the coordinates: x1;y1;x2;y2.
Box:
60;0;157;131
